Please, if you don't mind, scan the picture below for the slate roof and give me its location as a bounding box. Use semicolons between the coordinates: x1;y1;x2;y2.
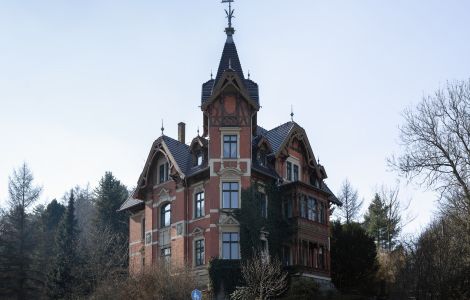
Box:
264;121;296;154
201;35;259;106
118;195;143;211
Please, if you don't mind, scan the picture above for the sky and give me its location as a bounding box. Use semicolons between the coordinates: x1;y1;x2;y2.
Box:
1;1;470;237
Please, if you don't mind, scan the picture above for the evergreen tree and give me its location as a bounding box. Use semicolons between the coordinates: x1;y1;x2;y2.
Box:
87;172;129;280
364;193;388;250
48;190;79;299
331;221;378;295
0;163;42;299
93;172;129;237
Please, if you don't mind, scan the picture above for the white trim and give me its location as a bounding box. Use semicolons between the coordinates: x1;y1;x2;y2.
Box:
220;179;241;209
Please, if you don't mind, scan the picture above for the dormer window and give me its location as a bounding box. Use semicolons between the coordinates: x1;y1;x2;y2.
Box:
193;151;203;167
257;150;267;167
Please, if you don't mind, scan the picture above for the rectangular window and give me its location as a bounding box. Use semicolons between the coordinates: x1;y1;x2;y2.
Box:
293;165;299;181
300;196;307;218
222;182;239;209
195;239;205;266
318;246;325;269
161;247;171;264
319;203;325;224
307;197;318;221
223;135;238;158
195;192;205;218
222;232;240;259
286;161;292;181
159;162;169;183
259;193;267;218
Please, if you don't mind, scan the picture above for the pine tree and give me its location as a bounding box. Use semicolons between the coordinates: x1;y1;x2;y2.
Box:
364;193;388;250
93;172;129;237
86;172;129;281
48;190;79;299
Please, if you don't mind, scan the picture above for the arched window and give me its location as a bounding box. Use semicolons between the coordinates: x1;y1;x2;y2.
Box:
160;203;171;228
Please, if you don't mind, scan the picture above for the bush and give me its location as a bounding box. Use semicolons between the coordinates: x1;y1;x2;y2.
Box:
91;265;195;300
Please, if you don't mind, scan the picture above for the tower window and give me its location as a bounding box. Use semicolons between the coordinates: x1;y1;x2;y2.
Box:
222;182;239;209
195;192;205;218
222;232;240;259
160;203;171;228
223;135;238;158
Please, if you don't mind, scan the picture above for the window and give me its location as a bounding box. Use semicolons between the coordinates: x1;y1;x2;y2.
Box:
307;197;317;221
300;196;307;218
257;150;267;167
223;135;238;158
222;232;239;259
195;192;205;218
318;246;325;269
293;165;299;181
141;217;145;240
159;162;169;183
193;151;203;167
160;203;171;227
222;182;239;209
286;159;300;182
195;239;205;266
161;247;171;264
319;203;325;224
286;161;292;181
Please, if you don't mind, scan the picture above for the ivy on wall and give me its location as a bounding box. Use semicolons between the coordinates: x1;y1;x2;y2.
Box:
208;181;292;295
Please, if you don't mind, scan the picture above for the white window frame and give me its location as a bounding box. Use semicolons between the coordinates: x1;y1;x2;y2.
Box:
285;156;301;182
221;181;241;209
219;127;241;160
221;231;240;260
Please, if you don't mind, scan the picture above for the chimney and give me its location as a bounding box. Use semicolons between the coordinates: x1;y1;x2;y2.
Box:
178;122;186;144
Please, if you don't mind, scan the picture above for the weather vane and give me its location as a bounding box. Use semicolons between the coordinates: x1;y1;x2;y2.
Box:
222;0;235;29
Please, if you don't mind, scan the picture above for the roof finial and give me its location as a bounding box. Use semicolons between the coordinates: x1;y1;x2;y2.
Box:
222;0;235;38
161;119;164;135
290;105;294;122
210;70;213;80
248;70;250;79
197;126;200;137
222;0;235;28
318;157;321;164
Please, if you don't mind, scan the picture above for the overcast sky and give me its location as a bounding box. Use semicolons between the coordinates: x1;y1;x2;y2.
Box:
1;1;469;237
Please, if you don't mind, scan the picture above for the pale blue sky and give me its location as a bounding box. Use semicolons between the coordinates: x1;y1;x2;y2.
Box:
1;1;470;236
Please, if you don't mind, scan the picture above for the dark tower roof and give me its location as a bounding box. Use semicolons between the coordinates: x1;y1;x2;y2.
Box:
201;17;259;106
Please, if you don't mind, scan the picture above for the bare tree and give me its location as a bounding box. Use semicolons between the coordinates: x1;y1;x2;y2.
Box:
389;79;470;215
336;179;363;224
231;252;288;300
